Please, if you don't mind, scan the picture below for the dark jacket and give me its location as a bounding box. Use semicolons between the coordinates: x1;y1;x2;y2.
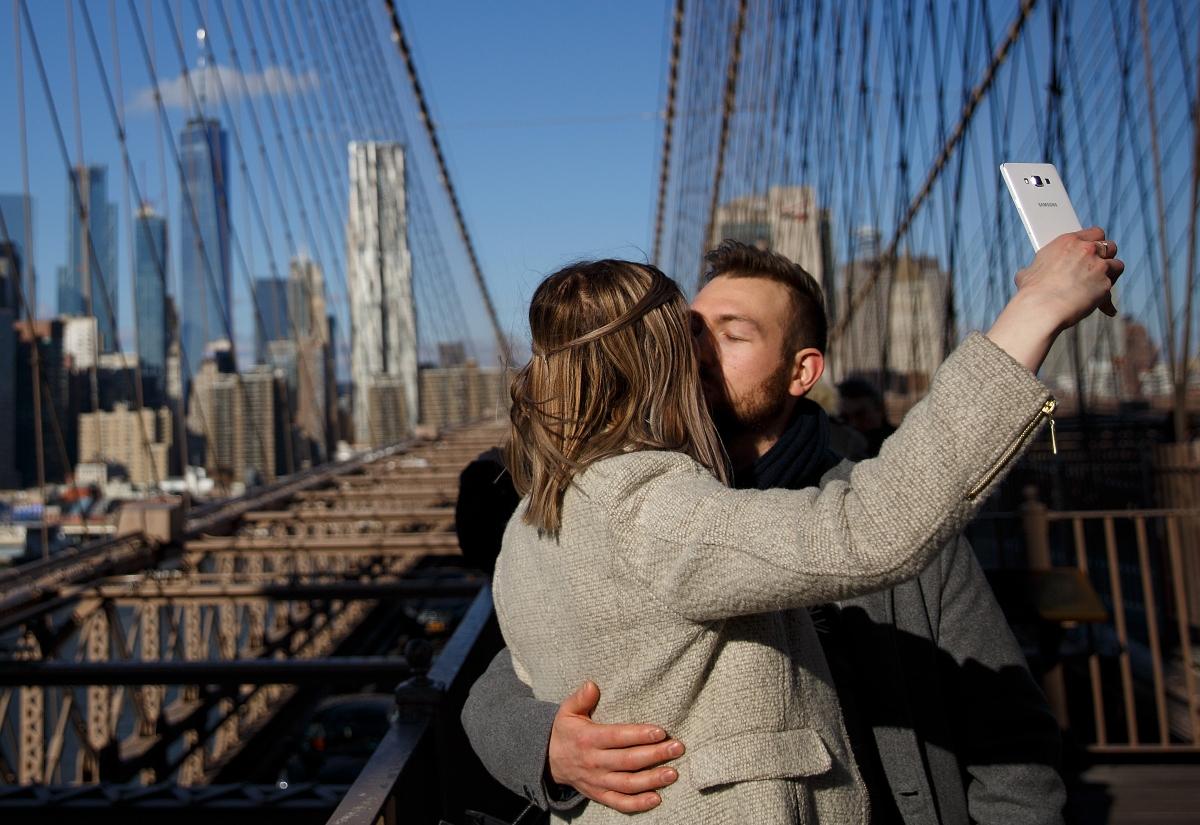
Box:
464;532;1064;825
456;448;521;576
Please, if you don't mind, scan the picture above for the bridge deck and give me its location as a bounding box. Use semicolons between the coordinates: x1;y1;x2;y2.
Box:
1068;764;1200;824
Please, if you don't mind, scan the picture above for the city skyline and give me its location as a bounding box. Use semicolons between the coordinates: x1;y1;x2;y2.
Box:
0;0;1194;497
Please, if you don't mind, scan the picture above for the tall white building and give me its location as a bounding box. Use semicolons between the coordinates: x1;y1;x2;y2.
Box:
831;253;951;391
346;142;417;448
713;186;831;288
63;315;98;369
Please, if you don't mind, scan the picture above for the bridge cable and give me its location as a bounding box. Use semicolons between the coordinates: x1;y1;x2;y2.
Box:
380;0;513;366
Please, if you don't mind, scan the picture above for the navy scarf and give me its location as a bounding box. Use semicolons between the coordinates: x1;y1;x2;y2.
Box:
732;398;842;492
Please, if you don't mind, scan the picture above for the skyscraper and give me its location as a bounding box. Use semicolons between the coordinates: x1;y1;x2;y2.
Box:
178;117;232;393
713;185;832;289
134;204;168;407
77;403;172;487
418;361;512;429
831;253;951;393
346;142;416;448
288;255;328;342
62;166;118;353
0;243;20;488
15;319;70;484
0;194;34;312
188;360;275;486
288;256;332;459
253;276;289;363
0;242;18;311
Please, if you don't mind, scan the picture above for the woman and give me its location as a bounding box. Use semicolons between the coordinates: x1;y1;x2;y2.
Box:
493;230;1121;822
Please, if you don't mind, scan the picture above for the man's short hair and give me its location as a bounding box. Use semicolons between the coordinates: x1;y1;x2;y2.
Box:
702;239;828;354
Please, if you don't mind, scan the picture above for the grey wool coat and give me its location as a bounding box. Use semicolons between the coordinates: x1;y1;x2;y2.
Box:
466;540;1066;825
490;333;1056;824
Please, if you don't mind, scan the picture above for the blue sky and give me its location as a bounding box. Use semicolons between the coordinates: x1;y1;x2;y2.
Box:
398;0;671;347
0;0;671;367
1;0;1195;376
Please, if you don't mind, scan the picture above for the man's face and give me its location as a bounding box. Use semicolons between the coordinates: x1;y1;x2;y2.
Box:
690;275;796;435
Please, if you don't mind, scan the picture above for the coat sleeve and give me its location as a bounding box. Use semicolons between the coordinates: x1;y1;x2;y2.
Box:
597;333;1054;621
460;648;586;812
936;538;1067;825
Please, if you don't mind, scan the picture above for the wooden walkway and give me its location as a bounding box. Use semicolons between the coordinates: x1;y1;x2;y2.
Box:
1067;764;1200;824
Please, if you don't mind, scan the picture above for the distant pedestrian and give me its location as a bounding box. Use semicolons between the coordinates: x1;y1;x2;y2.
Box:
454;447;520;576
837;377;895;458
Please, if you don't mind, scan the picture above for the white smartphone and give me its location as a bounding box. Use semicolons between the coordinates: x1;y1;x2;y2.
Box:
1000;162;1083;250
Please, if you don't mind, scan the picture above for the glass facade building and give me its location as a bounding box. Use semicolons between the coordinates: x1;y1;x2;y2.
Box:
63;166;118;352
134;205;168;406
178;117;231;393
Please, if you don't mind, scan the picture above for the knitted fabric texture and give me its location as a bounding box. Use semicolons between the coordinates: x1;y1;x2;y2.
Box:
493;332;1051;824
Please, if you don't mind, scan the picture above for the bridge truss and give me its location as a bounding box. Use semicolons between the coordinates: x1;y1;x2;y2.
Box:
0;423;507;819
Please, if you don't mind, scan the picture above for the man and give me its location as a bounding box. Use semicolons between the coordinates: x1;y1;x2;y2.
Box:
462;241;1066;824
837;377;897;458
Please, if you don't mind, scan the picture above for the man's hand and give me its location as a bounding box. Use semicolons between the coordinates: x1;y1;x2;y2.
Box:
548;681;685;814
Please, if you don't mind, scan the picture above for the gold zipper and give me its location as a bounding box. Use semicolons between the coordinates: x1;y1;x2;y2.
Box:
966;398;1057;501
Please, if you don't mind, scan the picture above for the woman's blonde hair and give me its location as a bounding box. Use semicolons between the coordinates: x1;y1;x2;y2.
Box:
508;259;729;535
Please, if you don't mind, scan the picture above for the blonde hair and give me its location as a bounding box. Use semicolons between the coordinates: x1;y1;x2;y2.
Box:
508;260;729;535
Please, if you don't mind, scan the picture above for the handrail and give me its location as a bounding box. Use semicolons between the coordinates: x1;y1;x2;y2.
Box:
1018;498;1200;752
328;584;496;825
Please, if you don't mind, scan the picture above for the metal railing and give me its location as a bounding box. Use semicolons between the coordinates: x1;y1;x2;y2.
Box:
328;584;512;825
1020;495;1200;754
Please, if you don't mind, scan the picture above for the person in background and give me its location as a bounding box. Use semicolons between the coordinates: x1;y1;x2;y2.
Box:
455;447;520;576
837;377;896;458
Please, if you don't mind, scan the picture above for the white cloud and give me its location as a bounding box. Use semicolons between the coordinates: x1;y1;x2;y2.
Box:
129;64;318;113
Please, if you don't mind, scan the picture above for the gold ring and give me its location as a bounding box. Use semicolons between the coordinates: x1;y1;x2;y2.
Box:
1096;240;1110;258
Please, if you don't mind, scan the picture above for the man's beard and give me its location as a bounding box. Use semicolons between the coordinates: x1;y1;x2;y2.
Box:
705;358;794;438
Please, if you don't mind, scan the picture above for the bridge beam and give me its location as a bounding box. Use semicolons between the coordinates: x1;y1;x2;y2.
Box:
87;580;481;601
0;656;415;687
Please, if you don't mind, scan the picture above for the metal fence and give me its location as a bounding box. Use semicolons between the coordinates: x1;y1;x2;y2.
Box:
327;584;515;825
1020;497;1200;755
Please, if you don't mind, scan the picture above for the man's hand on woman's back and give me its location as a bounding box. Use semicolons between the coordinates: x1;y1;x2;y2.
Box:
549;680;685;814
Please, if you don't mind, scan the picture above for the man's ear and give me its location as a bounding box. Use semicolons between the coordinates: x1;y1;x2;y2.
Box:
788;348;825;398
